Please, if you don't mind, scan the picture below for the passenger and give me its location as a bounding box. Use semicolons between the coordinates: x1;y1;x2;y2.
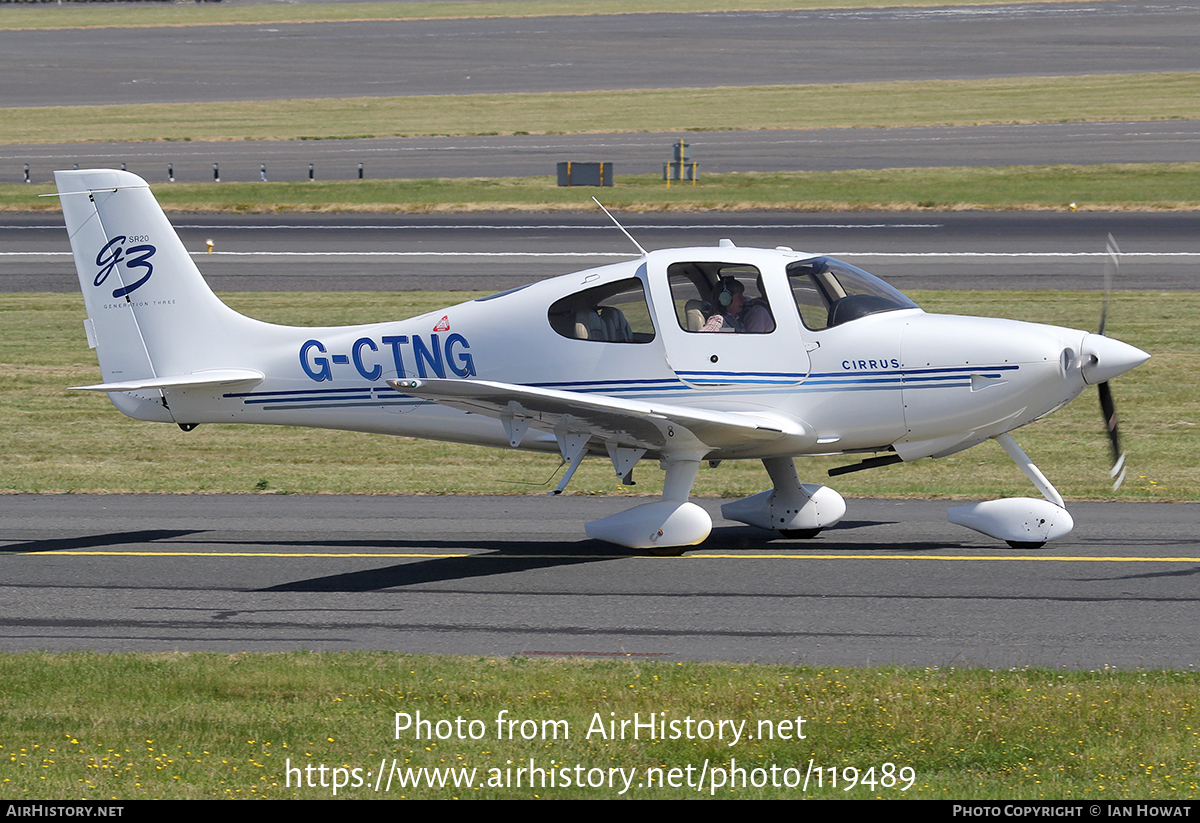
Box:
742;294;775;334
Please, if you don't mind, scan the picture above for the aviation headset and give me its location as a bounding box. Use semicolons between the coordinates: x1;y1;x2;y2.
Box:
714;277;741;308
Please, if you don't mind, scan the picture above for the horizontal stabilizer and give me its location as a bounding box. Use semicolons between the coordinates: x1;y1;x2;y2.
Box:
387;377;805;452
71;369;265;393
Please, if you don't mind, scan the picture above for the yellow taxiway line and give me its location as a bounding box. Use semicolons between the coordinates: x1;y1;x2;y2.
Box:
31;550;1200;563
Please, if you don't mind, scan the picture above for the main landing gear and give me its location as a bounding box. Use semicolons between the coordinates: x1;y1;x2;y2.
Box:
722;456;846;539
584;454;847;555
585;455;712;554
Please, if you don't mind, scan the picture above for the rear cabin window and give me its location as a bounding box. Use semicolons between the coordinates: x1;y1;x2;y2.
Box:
547;278;655;343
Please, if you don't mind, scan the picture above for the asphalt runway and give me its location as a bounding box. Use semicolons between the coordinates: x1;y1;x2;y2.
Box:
8;120;1200;185
3;2;1196;107
4;210;1198;292
3;494;1197;667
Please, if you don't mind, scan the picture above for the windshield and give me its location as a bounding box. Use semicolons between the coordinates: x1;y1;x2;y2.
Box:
787;257;919;330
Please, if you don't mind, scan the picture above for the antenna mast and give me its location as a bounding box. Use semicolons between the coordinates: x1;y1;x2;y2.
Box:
592;197;647;256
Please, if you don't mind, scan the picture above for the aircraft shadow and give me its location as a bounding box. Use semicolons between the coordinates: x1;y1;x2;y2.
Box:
262;544;626;592
6;522;962;595
264;520;963;593
703;520;965;553
1;529;202;554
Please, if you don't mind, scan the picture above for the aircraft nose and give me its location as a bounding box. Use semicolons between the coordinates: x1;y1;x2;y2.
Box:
1080;333;1150;385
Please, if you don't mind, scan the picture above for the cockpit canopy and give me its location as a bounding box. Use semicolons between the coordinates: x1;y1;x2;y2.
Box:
542;253;920;344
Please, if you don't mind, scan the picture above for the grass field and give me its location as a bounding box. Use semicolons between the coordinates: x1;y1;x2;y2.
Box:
1;288;1188;502
6;164;1200;213
0;653;1196;799
5;73;1198;146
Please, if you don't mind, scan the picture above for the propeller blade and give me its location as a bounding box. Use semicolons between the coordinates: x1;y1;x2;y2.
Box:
1098;235;1126;489
1097;380;1126;490
1100;233;1119;336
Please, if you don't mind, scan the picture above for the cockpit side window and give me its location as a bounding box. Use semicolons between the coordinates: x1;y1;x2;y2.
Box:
788;257;918;330
547;278;655;343
667;262;775;334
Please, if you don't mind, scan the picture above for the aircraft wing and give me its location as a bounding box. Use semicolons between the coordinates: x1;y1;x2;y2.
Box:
387;377;805;453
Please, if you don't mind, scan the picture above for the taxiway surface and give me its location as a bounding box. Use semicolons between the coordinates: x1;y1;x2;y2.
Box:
4;494;1197;667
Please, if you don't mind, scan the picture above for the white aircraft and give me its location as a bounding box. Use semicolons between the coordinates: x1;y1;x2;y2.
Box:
55;169;1149;553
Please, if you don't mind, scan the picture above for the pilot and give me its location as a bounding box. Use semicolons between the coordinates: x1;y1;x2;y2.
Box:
700;278;774;333
700;278;745;332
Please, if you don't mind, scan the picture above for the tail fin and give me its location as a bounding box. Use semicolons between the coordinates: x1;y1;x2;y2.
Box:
56;169;263;420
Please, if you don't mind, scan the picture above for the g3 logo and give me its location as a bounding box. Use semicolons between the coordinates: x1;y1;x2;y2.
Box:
95;236;157;299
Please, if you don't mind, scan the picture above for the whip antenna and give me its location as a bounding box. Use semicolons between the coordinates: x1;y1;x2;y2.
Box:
593;197;647;256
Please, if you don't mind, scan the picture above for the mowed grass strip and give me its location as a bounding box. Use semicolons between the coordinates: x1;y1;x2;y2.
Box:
0;0;1096;31
3;73;1199;145
6;165;1200;213
1;652;1197;799
1;290;1190;501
